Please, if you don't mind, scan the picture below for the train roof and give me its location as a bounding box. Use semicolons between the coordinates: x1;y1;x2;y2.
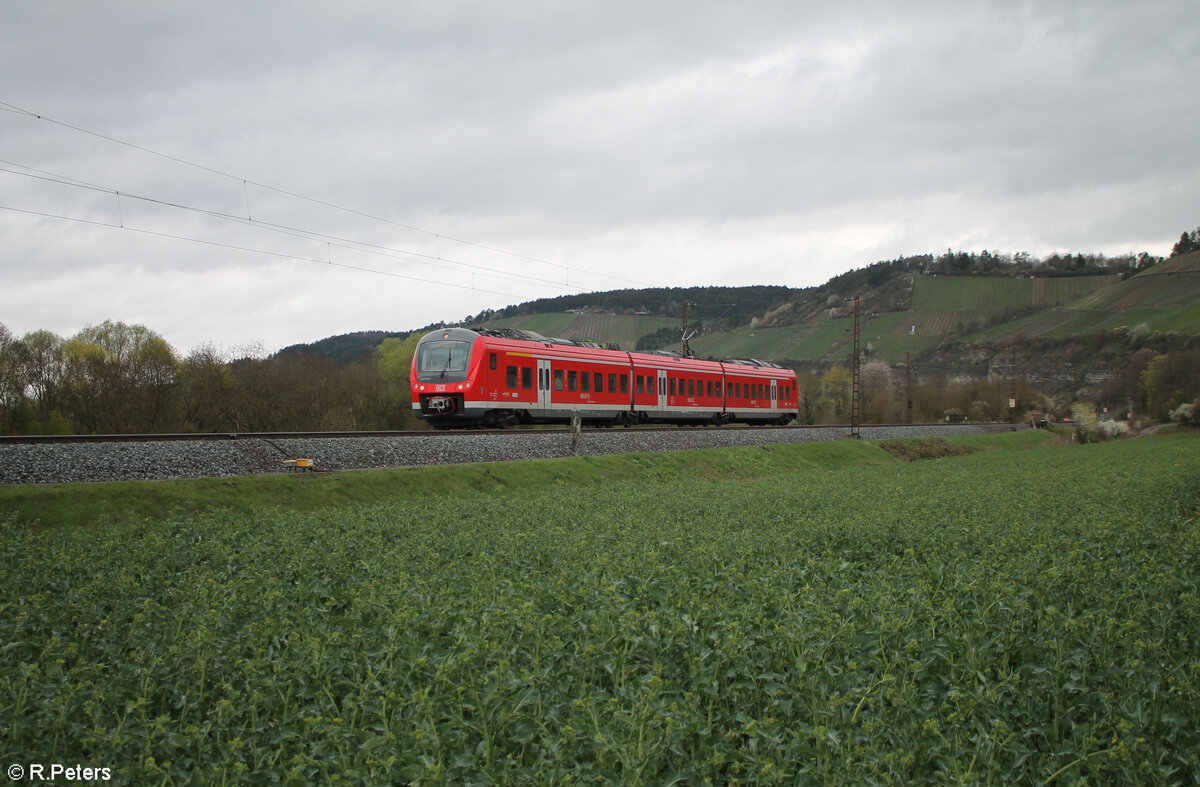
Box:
441;326;790;373
470;327;610;350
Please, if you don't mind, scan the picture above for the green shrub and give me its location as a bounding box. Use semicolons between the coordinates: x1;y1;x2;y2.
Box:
1070;402;1100;443
1170;400;1198;427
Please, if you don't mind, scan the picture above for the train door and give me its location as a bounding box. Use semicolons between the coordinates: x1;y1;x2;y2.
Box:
537;359;553;415
657;369;668;414
771;380;778;414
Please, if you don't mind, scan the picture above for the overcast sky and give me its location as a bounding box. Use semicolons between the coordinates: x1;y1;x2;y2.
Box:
3;1;1197;354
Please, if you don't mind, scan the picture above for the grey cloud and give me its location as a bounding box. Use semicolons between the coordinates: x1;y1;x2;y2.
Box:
1;1;1196;350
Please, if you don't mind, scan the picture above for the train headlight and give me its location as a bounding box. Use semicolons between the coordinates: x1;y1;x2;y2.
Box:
457;384;464;390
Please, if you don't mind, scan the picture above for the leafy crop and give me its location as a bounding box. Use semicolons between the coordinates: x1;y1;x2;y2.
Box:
3;437;1198;783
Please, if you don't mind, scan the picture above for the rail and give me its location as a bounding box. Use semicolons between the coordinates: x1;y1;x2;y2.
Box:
0;422;1015;445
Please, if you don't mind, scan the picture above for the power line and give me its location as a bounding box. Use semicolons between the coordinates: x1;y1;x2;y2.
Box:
0;203;534;300
0;159;582;292
0;99;651;288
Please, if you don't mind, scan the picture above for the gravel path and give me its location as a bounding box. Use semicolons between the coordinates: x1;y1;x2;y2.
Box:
0;424;1014;485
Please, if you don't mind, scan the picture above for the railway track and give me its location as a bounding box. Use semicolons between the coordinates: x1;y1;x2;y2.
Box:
0;423;1017;485
0;421;1001;445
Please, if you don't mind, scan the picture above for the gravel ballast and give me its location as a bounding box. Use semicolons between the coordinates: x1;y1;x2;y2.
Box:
0;424;1014;485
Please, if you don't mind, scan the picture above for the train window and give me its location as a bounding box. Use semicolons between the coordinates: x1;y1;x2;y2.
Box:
506;365;518;388
669;378;676;396
554;369;564;391
608;373;616;393
620;374;629;394
648;377;656;395
581;371;590;392
568;370;577;391
687;379;695;397
416;340;470;374
490;353;497;370
706;380;713;397
594;372;603;392
522;367;533;390
716;381;722;398
636;375;645;395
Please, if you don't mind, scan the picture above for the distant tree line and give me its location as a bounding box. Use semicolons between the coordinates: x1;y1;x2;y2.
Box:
1171;226;1200;257
275;330;409;366
0;321;422;436
791;341;1199;428
4;318;1196;436
827;249;1164;295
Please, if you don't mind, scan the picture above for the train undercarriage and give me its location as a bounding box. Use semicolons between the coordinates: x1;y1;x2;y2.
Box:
424;406;794;430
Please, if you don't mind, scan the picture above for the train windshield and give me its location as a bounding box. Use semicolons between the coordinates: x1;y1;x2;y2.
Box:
417;340;471;374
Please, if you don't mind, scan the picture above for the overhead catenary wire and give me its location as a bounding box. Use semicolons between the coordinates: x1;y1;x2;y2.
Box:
0;99;651;289
0;160;582;293
0;201;525;299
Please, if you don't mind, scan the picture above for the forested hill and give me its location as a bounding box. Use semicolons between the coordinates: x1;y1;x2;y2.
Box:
461;285;803;330
276;330;409;365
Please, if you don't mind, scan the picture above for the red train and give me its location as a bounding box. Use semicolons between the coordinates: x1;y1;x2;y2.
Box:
411;327;798;428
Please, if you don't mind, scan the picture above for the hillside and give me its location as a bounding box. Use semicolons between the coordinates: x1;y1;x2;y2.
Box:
280;248;1199;402
466;251;1200;402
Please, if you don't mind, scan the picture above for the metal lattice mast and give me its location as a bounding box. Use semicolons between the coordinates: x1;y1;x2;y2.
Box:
1009;344;1018;430
851;295;861;438
681;301;694;358
906;351;913;424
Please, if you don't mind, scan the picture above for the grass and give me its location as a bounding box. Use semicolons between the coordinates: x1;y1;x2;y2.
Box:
2;431;1196;783
0;432;1062;530
911;276;1117;313
689;320;856;362
0;439;902;530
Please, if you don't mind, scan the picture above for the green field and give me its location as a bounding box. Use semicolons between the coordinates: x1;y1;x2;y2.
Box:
911;276;1116;313
691;320;855;363
3;434;1198;783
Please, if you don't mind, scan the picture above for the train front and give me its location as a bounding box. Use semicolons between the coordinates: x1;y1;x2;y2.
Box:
410;328;485;426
